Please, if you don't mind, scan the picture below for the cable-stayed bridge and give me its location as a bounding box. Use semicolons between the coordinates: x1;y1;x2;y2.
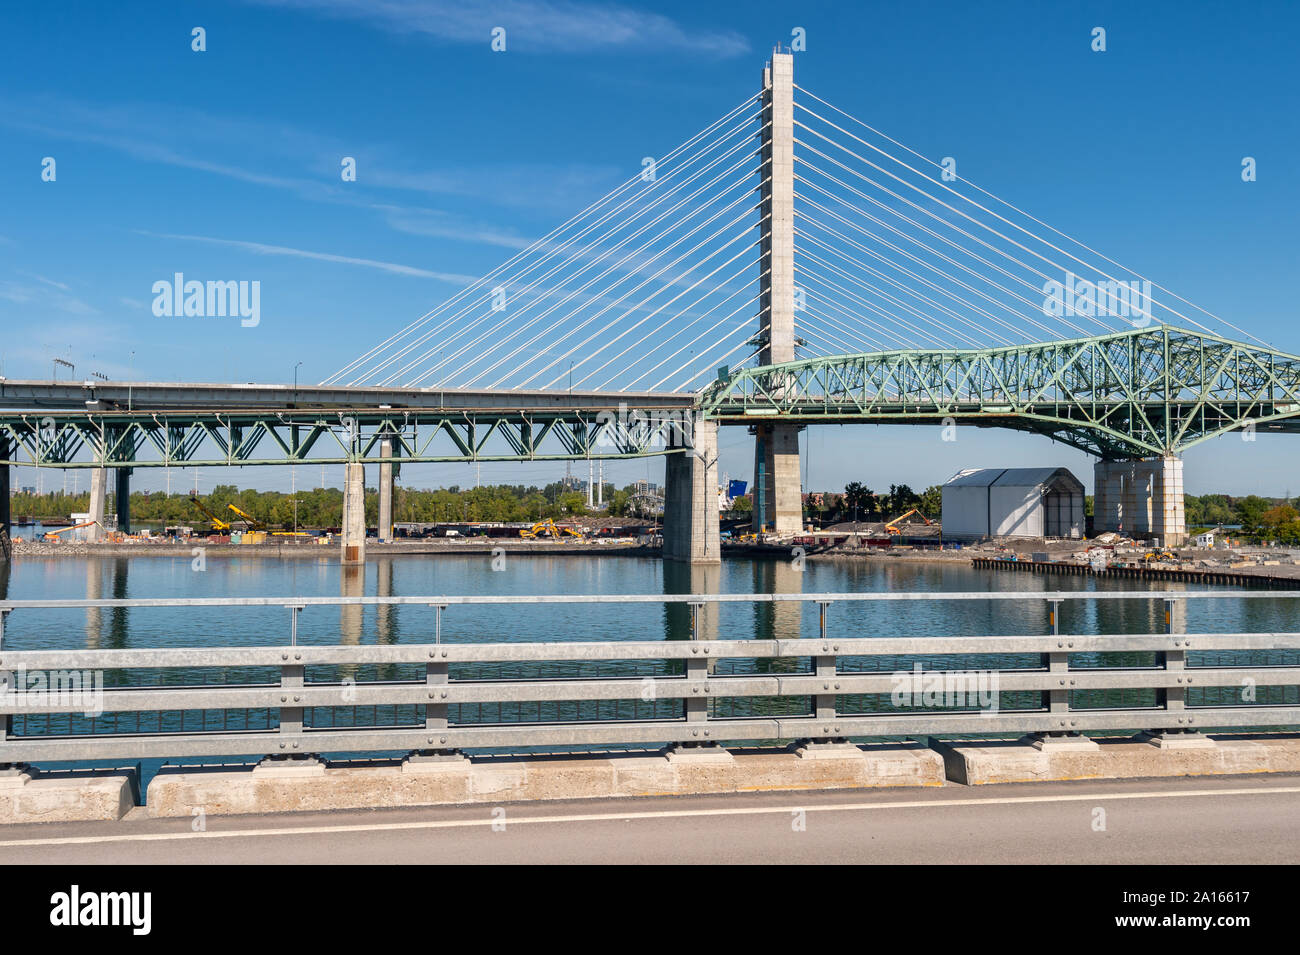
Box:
2;51;1295;562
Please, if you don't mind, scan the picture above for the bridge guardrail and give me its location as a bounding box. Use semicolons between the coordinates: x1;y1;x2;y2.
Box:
0;591;1298;763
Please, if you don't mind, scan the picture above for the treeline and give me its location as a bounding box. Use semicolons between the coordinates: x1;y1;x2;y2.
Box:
794;482;944;524
1184;493;1300;543
9;480;654;530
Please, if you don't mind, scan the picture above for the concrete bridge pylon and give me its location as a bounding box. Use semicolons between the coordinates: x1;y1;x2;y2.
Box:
752;49;803;536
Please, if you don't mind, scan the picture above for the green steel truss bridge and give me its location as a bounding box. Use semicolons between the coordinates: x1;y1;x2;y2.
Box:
702;325;1300;460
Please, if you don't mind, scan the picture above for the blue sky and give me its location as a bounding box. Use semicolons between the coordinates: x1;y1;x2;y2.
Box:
2;0;1297;496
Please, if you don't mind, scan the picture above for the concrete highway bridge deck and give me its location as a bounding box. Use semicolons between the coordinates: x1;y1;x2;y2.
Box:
2;776;1296;865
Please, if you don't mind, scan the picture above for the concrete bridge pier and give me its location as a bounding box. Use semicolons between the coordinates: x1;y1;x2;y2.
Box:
0;436;10;560
378;435;395;544
87;467;108;541
341;462;366;564
115;467;132;535
663;419;720;564
1093;457;1185;546
753;422;802;535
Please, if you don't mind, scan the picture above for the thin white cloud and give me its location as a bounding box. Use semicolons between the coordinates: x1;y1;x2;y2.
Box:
136;231;478;283
0;279;98;316
242;0;749;56
0;95;623;242
19;272;71;291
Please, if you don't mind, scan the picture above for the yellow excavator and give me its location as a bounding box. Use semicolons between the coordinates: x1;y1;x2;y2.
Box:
520;518;584;541
1142;549;1178;563
190;496;232;532
885;508;934;535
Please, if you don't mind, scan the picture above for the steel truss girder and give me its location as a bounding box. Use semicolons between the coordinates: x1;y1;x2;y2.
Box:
0;409;694;468
700;324;1300;459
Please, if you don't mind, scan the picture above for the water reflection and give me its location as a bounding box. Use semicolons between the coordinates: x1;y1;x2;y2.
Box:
339;563;364;646
375;558;397;646
85;558;102;649
753;559;803;641
662;561;721;643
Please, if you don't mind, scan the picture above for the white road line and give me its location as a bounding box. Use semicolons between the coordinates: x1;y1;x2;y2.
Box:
2;784;1298;849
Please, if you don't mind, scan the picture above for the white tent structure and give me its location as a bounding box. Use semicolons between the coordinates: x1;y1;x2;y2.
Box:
942;467;1085;540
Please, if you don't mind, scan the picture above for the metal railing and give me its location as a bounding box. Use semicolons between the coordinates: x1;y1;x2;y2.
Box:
1;591;1298;764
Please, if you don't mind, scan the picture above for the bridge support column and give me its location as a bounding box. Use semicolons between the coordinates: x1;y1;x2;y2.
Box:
115;467;132;535
1093;457;1184;545
752;423;803;536
1147;456;1186;546
0;435;10;561
87;467;108;542
663;420;720;564
341;462;366;564
378;437;394;543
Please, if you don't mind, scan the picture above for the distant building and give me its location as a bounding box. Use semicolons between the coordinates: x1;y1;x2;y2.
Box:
942;467;1085;540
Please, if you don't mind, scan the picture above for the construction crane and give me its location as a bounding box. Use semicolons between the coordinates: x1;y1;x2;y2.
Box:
43;521;99;540
189;496;232;532
226;503;266;530
885;508;934;535
520;518;584;541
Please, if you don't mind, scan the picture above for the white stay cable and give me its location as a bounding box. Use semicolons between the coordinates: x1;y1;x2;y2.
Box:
555;229;769;390
589;259;763;389
409;154;767;389
795;250;1000;349
795;84;1268;348
361;103;767;384
324;91;763;384
793;96;1242;344
522;210;770;389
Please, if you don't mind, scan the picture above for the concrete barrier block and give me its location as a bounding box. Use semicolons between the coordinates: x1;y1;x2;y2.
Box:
934;734;1300;785
610;755;678;796
0;772;134;824
145;743;947;818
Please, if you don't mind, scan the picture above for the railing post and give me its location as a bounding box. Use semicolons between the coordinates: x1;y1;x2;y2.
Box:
426;606;449;733
1045;599;1069;715
1036;598;1082;744
0;608;9;744
279;664;304;737
1160;596;1185;719
813;600;836;725
685;601;709;722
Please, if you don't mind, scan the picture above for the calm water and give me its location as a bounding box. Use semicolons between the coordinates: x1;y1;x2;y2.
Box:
1;552;1296;651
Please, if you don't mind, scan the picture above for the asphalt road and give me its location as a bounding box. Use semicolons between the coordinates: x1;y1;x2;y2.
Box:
3;775;1298;864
